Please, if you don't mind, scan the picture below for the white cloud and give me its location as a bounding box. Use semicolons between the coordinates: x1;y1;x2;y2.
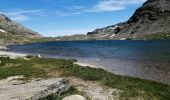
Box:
87;0;147;12
55;0;146;16
1;0;147;19
55;6;85;16
67;6;85;11
55;11;82;16
10;14;30;21
1;9;45;21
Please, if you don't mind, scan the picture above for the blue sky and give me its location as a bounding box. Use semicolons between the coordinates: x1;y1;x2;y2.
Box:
0;0;146;37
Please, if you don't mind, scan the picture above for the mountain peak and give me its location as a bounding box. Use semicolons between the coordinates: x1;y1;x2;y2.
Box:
128;0;170;23
0;14;12;22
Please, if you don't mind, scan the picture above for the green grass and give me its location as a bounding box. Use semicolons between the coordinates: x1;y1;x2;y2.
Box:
0;56;170;99
0;32;56;45
0;57;46;79
137;32;170;40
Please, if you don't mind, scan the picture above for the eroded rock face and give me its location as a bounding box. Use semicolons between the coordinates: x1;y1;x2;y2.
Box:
0;77;70;100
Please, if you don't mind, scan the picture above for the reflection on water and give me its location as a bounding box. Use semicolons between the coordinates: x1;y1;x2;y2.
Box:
8;40;170;85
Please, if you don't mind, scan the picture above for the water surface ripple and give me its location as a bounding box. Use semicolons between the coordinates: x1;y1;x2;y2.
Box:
8;40;170;85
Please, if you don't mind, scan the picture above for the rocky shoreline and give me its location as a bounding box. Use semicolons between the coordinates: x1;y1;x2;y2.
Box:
0;49;170;100
0;51;118;100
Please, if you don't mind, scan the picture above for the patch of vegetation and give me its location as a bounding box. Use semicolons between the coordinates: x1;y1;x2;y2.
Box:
0;32;56;45
0;57;46;79
137;32;170;40
61;65;170;100
0;56;170;99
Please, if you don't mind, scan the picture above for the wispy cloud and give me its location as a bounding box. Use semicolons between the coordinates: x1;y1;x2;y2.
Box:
55;11;82;16
1;0;147;19
55;6;85;16
1;9;45;21
55;0;146;16
92;0;146;12
86;0;147;12
89;0;147;12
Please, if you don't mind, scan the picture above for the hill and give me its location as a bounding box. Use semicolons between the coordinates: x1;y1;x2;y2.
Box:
0;14;55;46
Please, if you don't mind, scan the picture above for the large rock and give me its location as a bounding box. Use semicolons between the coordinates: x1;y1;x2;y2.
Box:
0;77;70;100
63;95;86;100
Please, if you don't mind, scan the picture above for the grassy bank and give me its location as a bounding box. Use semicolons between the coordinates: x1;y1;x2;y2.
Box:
0;32;56;46
0;56;170;100
137;32;170;40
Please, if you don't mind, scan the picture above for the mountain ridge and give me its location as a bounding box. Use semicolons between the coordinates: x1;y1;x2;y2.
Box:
0;14;56;46
86;0;170;40
0;14;41;38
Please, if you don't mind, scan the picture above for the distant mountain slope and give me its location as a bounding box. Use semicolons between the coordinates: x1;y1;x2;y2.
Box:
0;14;41;38
0;14;52;46
87;0;170;40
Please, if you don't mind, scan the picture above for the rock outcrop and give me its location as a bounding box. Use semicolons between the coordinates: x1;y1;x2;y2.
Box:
87;0;170;40
0;77;70;100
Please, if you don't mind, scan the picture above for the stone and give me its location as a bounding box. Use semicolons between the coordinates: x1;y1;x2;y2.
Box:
63;95;86;100
31;78;70;100
0;78;70;100
10;80;26;85
37;54;42;58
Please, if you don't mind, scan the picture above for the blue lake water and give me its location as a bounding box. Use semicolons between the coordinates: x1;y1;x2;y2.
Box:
7;40;170;85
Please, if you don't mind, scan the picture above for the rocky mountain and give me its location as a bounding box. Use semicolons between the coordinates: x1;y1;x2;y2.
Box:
0;14;41;38
0;14;47;46
87;0;170;40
